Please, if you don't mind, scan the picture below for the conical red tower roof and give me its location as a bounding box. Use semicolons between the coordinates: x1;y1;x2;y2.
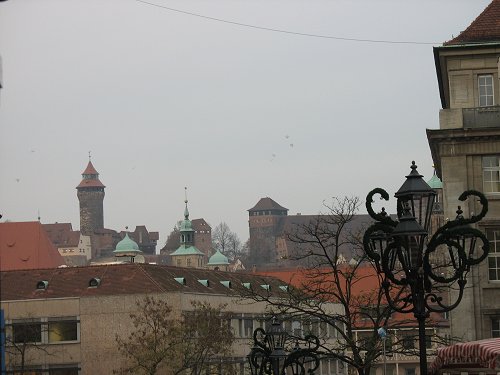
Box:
76;161;105;189
445;0;500;45
82;160;99;175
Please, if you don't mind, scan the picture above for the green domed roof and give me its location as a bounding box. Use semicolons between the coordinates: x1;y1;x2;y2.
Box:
114;233;141;255
427;171;443;189
171;245;204;256
207;249;229;266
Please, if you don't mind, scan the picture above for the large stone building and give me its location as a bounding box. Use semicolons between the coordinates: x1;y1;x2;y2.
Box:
0;264;342;375
427;0;500;341
247;197;373;268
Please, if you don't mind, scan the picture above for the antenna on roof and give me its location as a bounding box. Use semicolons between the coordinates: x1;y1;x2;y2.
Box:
88;151;91;161
37;209;40;222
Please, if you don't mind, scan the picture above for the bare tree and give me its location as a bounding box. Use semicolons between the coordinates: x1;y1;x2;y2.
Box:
242;196;444;375
212;222;242;261
115;297;236;375
6;319;46;373
177;302;236;375
115;296;181;375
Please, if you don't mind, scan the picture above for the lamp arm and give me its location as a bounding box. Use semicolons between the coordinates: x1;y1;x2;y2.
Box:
366;188;398;225
457;190;488;225
381;279;415;314
453;227;489;266
424;279;466;313
432;191;489;237
424;236;466;284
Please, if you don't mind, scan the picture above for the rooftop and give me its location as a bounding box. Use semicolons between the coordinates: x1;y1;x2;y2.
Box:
445;0;500;45
248;197;288;212
0;263;287;301
0;221;65;271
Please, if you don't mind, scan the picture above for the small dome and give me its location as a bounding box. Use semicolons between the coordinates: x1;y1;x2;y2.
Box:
171;245;204;256
114;233;140;254
207;249;229;266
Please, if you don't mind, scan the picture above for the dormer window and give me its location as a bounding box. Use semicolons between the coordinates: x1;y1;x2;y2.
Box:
479;74;494;107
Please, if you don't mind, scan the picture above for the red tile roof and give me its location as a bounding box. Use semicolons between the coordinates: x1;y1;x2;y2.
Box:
255;265;449;328
0;263;287;301
248;197;288;212
0;222;65;271
42;223;80;247
76;161;105;188
445;0;500;45
76;179;105;188
82;160;99;175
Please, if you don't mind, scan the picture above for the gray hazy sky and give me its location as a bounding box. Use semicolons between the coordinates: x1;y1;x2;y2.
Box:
0;0;489;246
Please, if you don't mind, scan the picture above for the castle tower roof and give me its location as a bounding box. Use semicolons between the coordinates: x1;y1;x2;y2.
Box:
248;197;288;212
76;161;105;189
445;0;500;45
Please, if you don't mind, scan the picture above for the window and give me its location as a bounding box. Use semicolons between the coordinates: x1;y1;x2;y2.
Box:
48;365;80;375
402;335;415;350
425;335;432;349
405;368;416;375
12;367;43;375
479;74;494;107
10;318;79;345
239;318;253;338
292;321;302;337
486;228;500;281
48;319;78;343
12;321;42;343
483;156;500;193
492;318;500;338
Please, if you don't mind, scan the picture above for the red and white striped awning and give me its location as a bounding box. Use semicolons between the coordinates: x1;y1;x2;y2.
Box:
430;338;500;374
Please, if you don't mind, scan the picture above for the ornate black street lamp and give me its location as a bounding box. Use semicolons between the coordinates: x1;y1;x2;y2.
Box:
247;317;321;375
363;161;489;375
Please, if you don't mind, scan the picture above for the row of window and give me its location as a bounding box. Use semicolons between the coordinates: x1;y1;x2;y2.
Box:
9;366;79;375
7;318;79;345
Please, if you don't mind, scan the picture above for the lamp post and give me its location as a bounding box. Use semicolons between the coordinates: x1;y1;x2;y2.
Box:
247;317;321;375
363;161;489;375
377;328;387;375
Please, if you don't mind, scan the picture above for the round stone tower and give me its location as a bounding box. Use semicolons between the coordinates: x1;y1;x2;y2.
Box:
76;159;105;236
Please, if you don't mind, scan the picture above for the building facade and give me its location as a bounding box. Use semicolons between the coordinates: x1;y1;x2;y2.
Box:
0;264;343;375
427;0;500;341
42;223;91;266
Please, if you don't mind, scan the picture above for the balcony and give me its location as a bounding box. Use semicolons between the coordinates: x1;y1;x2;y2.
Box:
463;106;500;128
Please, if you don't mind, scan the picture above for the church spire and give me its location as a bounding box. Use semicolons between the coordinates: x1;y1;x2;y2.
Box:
184;187;189;220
